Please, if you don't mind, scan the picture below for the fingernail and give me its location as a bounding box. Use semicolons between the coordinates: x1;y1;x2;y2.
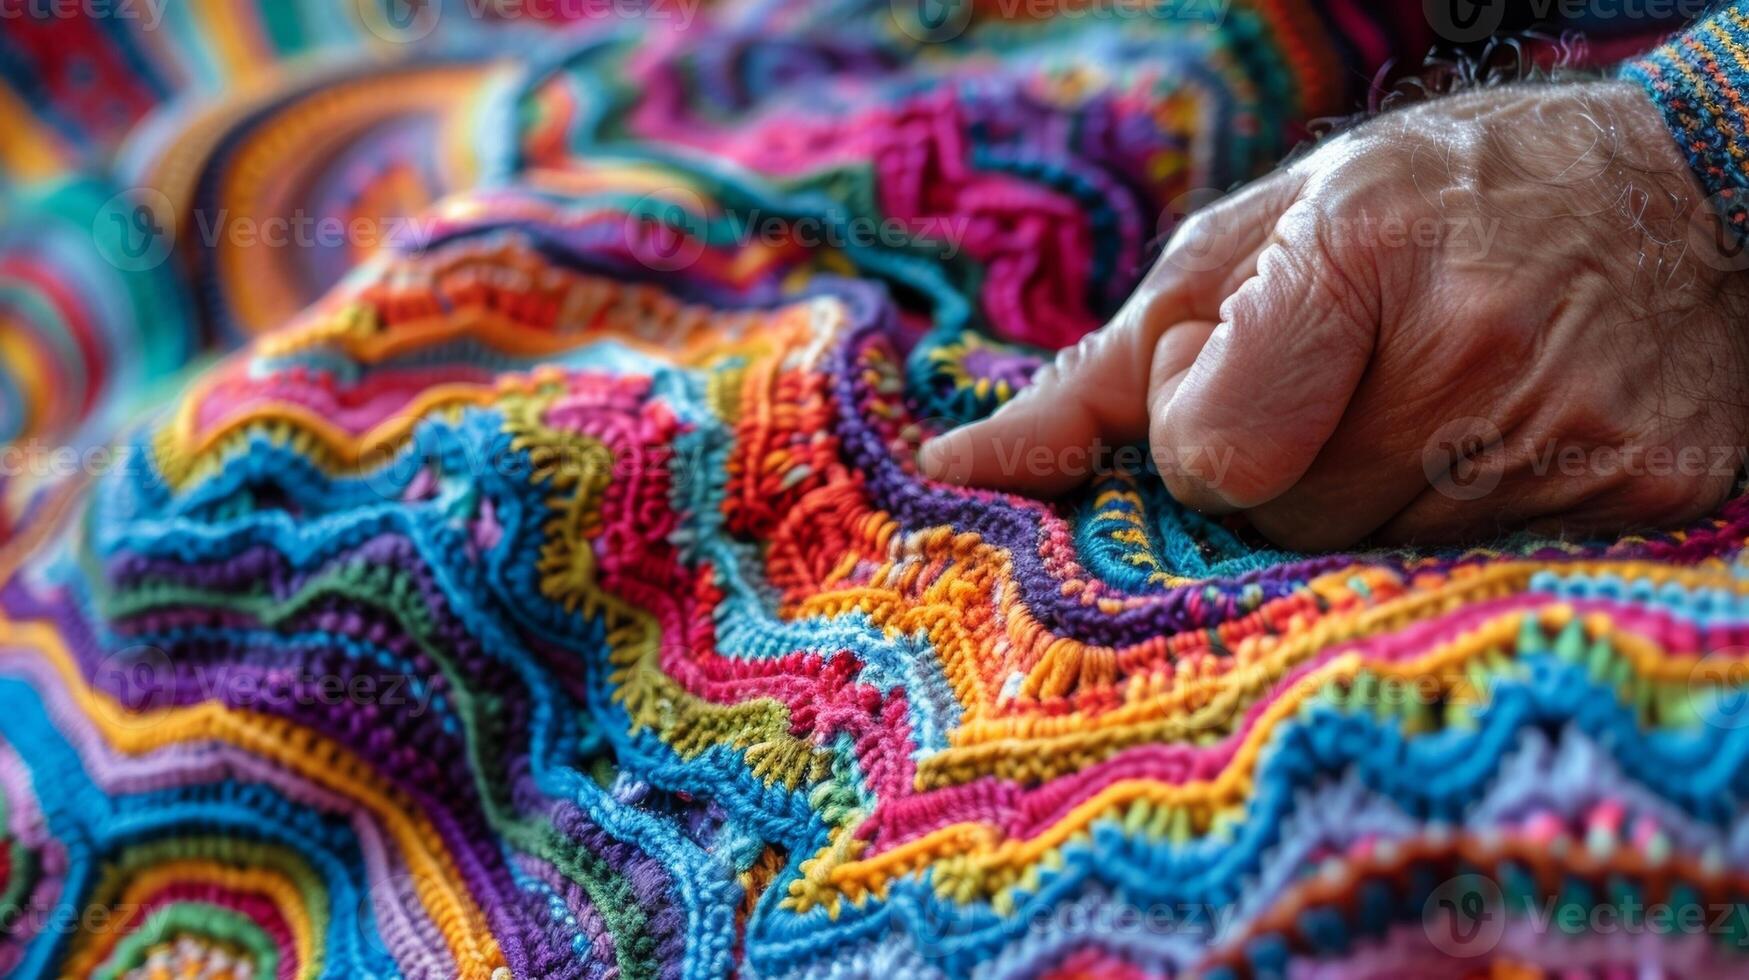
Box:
918;433;971;485
918;436;949;475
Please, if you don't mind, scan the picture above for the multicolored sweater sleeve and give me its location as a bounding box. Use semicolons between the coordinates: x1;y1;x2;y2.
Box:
1623;1;1749;239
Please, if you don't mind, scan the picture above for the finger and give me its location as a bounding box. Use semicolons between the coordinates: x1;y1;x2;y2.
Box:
921;171;1301;494
1147;319;1218;430
1153;201;1379;514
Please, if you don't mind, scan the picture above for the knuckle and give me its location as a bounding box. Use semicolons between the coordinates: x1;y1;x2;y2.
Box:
1170;207;1222;251
1050;331;1101;377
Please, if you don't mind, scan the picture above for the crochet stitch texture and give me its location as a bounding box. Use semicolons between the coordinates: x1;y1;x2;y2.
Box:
1625;0;1749;242
2;2;1749;978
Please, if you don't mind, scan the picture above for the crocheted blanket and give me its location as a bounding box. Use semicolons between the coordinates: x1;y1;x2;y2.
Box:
0;3;1745;978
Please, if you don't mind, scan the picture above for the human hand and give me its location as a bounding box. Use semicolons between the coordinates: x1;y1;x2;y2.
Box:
920;81;1749;550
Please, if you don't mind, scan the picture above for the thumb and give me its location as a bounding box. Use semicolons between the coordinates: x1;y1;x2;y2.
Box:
1153;206;1378;513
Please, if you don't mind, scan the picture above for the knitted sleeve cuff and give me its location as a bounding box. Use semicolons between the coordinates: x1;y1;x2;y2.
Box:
1621;2;1749;241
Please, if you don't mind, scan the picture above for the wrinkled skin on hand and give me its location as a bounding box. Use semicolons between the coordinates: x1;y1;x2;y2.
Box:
922;81;1749;551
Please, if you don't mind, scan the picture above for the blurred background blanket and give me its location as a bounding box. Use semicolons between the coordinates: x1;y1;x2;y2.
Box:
2;2;1746;978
